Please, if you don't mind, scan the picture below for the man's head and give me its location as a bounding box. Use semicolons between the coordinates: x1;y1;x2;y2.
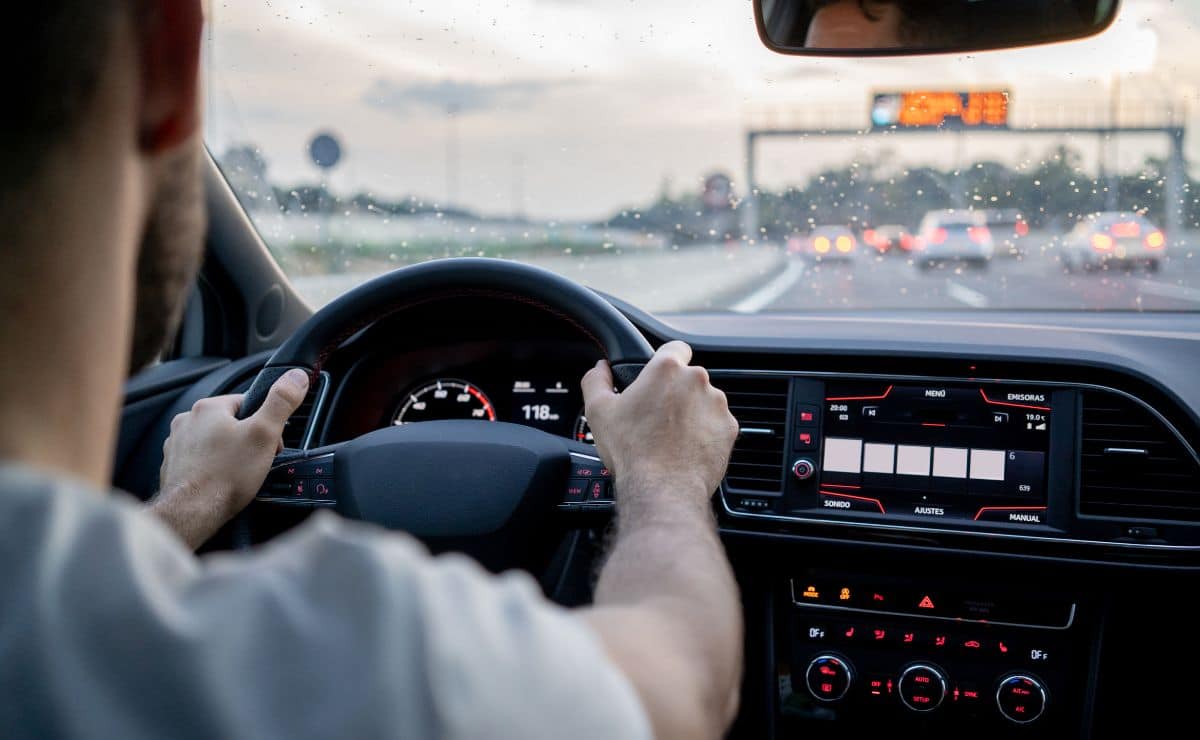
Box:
2;1;206;373
805;1;962;49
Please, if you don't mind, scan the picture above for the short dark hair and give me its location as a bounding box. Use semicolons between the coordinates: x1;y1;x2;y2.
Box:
2;3;130;192
807;0;963;46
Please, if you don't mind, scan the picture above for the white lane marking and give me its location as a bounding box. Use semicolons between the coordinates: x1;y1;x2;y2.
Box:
731;259;807;313
945;280;990;308
1134;279;1200;304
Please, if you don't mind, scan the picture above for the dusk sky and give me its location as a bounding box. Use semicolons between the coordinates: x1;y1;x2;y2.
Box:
204;0;1200;221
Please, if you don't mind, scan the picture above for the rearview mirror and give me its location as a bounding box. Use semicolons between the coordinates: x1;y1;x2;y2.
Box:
754;0;1120;56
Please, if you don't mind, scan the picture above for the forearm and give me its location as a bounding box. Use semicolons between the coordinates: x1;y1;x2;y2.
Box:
591;474;743;734
147;482;233;550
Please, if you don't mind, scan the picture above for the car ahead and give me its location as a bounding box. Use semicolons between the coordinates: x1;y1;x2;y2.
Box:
911;210;995;270
983;208;1030;257
1059;211;1166;272
862;224;912;255
787;225;857;262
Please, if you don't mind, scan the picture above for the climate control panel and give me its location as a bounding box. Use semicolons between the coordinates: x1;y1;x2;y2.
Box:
776;572;1081;736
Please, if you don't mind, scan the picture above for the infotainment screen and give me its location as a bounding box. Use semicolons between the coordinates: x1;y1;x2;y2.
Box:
815;381;1052;525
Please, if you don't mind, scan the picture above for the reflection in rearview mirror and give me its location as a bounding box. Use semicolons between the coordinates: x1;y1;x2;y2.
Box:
755;0;1120;56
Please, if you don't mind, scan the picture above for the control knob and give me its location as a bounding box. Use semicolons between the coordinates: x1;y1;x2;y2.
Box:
898;663;948;712
804;654;853;702
996;674;1047;724
792;458;816;481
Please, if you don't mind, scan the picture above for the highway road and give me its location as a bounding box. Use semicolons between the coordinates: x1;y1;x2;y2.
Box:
728;248;1200;313
286;237;1200;314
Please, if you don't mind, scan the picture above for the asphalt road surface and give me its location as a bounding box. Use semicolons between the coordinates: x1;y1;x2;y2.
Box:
729;247;1200;312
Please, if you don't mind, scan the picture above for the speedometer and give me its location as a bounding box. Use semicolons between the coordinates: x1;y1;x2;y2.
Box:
393;379;496;425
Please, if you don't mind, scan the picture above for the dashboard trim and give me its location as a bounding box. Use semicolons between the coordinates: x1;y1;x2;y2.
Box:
712;369;1200;551
788;580;1077;630
300;371;332;451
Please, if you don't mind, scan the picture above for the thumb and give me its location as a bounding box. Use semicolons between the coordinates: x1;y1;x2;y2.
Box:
249;369;310;431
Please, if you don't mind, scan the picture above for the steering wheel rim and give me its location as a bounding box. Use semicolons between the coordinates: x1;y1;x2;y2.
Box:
234;258;651;570
238;258;653;420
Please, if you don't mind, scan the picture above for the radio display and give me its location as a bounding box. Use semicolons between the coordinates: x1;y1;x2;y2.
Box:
815;382;1052;525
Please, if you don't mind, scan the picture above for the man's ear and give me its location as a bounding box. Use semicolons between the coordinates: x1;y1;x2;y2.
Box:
138;0;204;154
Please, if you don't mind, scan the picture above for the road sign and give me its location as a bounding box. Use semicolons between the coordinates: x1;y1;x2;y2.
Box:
871;91;1010;130
309;132;342;170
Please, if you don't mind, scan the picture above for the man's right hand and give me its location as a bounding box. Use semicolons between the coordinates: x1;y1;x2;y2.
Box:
580;341;743;740
582;340;739;509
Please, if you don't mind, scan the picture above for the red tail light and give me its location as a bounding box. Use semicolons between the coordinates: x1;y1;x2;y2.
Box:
900;234;913;250
1015;220;1029;236
967;226;991;244
1145;230;1165;249
1091;233;1114;252
1110;221;1140;238
928;227;948;245
863;229;877;244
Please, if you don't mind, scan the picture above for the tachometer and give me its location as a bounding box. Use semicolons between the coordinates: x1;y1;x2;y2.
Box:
393;379;496;425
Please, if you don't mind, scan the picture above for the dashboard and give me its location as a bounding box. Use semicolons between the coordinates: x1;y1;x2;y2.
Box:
258;296;1199;738
310;296;603;448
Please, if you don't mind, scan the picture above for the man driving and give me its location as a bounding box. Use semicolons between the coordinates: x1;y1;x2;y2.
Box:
0;2;742;738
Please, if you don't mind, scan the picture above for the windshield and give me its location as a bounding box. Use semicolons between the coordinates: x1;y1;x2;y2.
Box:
206;0;1199;313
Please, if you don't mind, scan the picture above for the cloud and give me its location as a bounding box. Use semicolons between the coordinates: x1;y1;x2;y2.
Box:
363;78;566;116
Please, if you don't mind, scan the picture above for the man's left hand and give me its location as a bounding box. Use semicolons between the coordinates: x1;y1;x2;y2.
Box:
149;369;309;548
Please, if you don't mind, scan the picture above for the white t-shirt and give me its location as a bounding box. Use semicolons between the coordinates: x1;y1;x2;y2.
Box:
0;463;651;740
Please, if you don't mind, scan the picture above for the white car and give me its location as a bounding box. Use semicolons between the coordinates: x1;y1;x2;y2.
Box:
912;210;995;269
1060;212;1166;272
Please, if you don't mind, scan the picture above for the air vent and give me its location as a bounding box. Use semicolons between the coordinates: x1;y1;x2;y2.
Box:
1079;391;1200;523
281;371;328;449
715;374;789;493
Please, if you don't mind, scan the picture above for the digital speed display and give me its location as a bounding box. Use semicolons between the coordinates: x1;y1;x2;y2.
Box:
871;90;1009;130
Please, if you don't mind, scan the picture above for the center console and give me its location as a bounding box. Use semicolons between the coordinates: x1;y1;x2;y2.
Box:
717;371;1200;551
774;568;1090;737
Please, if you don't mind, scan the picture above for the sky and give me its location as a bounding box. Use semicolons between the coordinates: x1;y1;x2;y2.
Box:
204;0;1200;221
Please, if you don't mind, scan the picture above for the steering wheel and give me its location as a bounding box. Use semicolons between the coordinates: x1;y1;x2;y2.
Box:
237;258;653;570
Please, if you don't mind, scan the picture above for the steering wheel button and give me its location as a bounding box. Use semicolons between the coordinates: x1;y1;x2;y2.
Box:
572;463;600;478
588;480;609;501
312;479;334;500
565;479;587;503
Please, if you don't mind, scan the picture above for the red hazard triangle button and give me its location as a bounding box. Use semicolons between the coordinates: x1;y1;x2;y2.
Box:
917;595;936;610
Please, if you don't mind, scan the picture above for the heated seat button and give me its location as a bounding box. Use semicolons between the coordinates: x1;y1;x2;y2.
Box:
898;663;948;712
804;655;853;702
997;674;1047;724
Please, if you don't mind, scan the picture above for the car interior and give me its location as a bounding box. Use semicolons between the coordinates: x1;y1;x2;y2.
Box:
116;1;1196;736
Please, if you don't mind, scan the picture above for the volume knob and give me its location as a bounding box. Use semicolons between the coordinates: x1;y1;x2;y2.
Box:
792;458;816;481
